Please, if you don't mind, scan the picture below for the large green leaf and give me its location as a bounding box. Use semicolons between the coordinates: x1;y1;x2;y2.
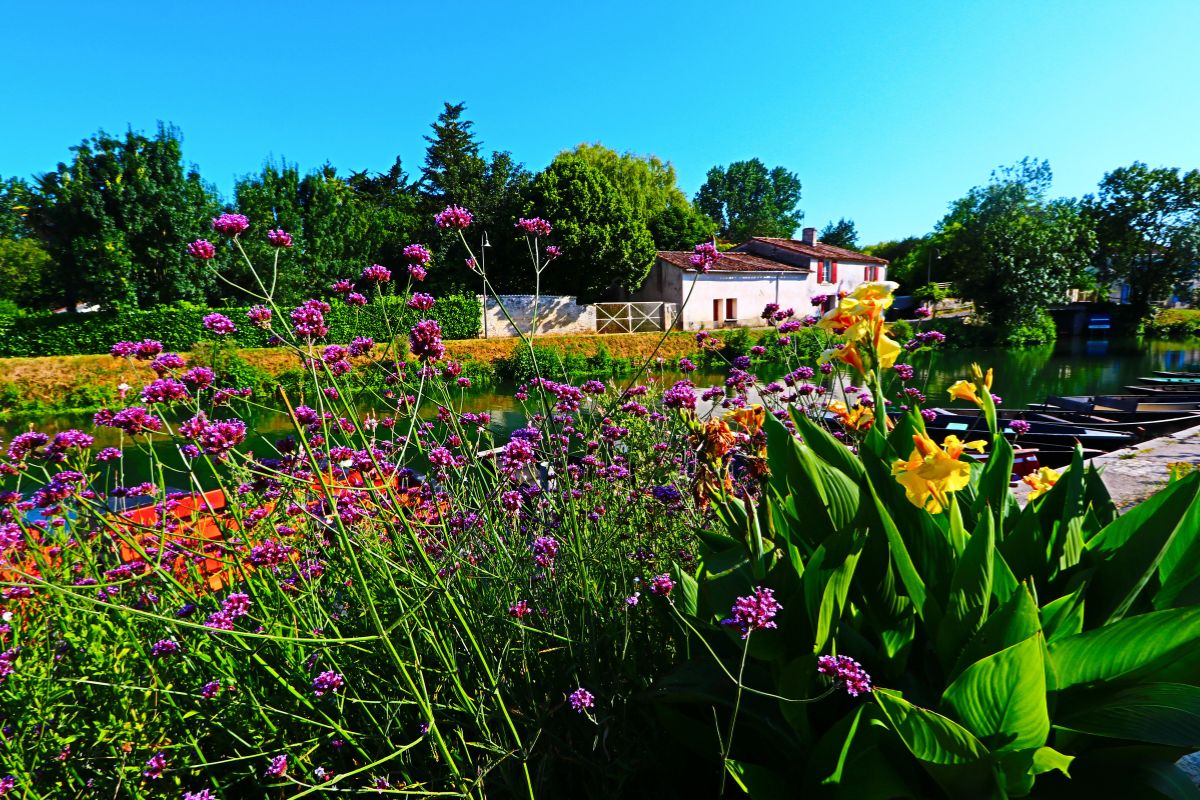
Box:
861;478;937;626
1048;606;1200;691
1040;588;1085;644
972;431;1017;530
1086;472;1200;624
1057;683;1200;747
875;689;997;796
942;633;1050;753
802;528;864;654
951;586;1042;683
936;509;996;671
875;689;991;764
791;408;866;481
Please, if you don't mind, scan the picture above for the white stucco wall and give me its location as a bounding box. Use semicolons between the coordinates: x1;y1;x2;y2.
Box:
628;259;888;331
478;295;596;337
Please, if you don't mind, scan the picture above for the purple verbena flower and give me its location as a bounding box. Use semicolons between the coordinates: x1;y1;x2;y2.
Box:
267;228;293;247
187;239;216;260
568;687;594;713
817;654;873;697
516;217;552;237
435;205;473;229
211;213;250;236
721;586;782;639
202;313;236;336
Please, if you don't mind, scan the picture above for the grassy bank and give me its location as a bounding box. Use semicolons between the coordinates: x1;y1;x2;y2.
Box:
0;329;803;416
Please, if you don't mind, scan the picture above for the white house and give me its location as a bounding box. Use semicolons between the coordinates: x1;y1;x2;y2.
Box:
626;228;888;330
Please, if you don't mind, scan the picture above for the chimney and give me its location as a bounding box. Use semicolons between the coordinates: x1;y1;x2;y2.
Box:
801;227;818;245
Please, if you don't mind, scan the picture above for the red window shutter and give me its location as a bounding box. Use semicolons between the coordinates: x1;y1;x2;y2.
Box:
817;262;825;283
831;262;839;283
863;266;870;281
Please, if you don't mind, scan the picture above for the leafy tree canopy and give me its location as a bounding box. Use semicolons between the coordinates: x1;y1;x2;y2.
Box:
694;158;803;242
1085;162;1200;320
930;158;1094;326
559;143;715;251
0;178;33;240
524;155;656;301
25;124;220;311
419;102;531;292
0;237;56;308
819;217;858;249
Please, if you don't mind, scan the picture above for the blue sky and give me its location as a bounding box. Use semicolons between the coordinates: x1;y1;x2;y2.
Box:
3;0;1198;243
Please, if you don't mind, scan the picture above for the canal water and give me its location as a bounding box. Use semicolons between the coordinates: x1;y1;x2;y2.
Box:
3;338;1199;487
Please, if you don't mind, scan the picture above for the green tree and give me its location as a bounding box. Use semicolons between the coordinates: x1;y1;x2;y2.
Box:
861;236;925;286
694;158;803;242
564;143;715;250
0;178;33;240
418;102;531;292
1085;162;1200;321
523;156;656;301
26;124;219;310
0;238;57;308
932;158;1094;326
818;217;858;249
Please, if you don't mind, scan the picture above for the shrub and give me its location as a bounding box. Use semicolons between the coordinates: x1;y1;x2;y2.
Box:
1142;308;1200;339
0;295;482;358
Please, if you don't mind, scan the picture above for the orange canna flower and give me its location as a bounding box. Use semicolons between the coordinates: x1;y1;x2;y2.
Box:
726;404;765;436
699;418;737;459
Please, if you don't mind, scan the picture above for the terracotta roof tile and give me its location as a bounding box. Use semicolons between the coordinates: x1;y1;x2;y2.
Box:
748;237;888;265
657;250;808;273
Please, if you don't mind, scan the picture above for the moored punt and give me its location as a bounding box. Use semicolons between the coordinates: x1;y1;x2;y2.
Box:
927;405;1200;436
920;415;1137;452
1032;394;1200;414
1153;370;1200;379
1136;376;1200;386
1125;384;1200;396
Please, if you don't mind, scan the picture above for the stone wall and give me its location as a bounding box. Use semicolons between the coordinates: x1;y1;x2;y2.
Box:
479;295;596;338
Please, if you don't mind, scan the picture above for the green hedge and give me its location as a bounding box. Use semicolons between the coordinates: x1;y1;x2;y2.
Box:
0;295;481;357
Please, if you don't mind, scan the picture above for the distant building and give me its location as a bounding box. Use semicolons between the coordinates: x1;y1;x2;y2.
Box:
625;227;888;330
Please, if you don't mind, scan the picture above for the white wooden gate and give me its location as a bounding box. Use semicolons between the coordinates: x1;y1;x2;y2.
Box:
594;302;671;334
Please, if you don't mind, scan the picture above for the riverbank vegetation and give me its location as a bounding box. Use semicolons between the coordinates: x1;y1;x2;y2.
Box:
3;208;1200;798
1143;307;1200;339
0;329;822;417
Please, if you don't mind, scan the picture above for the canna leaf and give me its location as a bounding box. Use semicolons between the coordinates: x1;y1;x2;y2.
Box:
942;633;1049;754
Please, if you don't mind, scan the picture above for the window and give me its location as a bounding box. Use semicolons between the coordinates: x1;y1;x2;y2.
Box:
726;298;737;321
863;266;871;281
817;261;826;283
831;261;839;284
713;299;722;322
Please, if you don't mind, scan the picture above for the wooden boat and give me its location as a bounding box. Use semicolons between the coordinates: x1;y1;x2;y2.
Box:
1153;370;1200;379
1125;385;1200;397
920;414;1137;452
1033;395;1200;414
1138;376;1200;385
929;405;1200;436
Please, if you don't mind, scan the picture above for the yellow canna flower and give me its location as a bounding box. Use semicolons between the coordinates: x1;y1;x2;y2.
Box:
891;433;976;514
970;363;994;392
1022;466;1061;500
874;324;902;369
842;281;900;318
941;434;987;459
947;379;982;406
